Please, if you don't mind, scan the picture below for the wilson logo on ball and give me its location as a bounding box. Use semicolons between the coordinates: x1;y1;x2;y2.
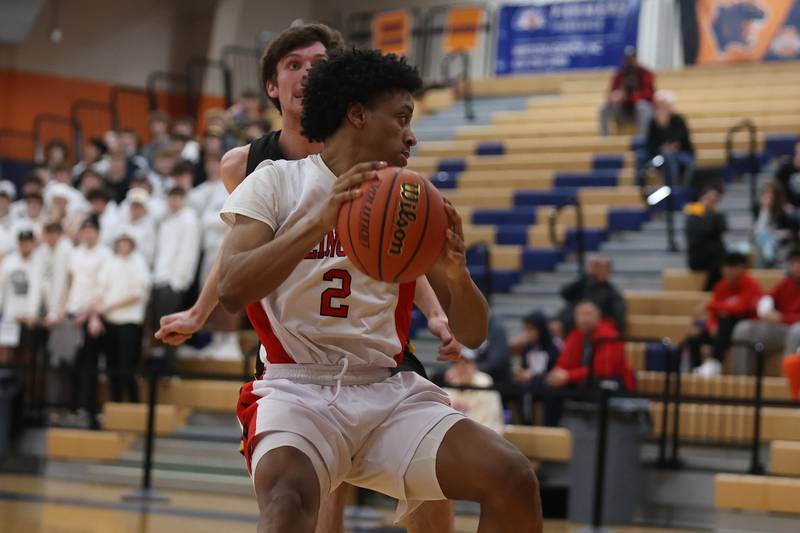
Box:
388;182;420;256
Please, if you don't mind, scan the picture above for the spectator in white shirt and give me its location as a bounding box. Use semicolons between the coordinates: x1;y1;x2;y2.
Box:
37;222;74;327
151;186;200;372
123;175;167;224
189;152;243;360
63;216;112;428
11;175;45;221
90;231;151;403
120;188;156;266
8;193;46;245
147;147;178;198
85;188;120;247
167;160;196;193
71;138;109;179
0;230;41;365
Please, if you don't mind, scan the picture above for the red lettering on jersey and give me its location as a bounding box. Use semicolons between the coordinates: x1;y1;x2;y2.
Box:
304;248;318;260
335;239;346;257
315;237;326;259
324;231;336;258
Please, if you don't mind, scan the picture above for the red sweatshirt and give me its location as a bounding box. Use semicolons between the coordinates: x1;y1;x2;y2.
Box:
770;277;800;324
610;65;655;104
707;273;762;331
556;320;636;391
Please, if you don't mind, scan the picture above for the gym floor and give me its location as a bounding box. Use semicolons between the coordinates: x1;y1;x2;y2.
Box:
0;474;704;533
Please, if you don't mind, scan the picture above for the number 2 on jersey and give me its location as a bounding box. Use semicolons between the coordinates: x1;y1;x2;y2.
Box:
320;269;351;318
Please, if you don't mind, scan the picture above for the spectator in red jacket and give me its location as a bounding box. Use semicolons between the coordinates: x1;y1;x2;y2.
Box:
546;300;635;392
731;247;800;375
688;252;762;375
599;46;655;139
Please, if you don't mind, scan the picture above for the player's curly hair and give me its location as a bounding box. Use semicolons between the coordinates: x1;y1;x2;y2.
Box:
301;48;422;143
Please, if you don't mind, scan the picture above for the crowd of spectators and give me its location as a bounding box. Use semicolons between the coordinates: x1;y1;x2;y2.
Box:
0;95;272;427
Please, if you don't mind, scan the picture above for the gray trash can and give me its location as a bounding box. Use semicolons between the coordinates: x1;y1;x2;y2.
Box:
0;369;20;461
563;397;651;525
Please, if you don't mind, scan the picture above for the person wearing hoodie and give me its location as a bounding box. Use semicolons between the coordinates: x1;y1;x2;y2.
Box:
688;252;762;375
547;301;635;392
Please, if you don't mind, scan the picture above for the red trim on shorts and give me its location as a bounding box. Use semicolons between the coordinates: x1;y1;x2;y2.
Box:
245;302;295;365
393;281;416;364
237;380;263;475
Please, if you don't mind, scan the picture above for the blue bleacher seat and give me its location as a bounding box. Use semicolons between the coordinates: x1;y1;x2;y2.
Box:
608;209;648;232
564;228;607;252
513;189;577;207
429;171;459;189
475;142;505;156
764;134;799;161
436;159;467;173
495;225;530;245
554;170;618;188
522;249;563;272
592;154;625;170
0;158;34;185
472;207;537;226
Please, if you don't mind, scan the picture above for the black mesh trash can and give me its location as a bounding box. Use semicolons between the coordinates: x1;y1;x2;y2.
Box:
563;397;652;525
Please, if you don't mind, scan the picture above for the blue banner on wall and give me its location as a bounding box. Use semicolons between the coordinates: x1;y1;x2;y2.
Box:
495;0;641;75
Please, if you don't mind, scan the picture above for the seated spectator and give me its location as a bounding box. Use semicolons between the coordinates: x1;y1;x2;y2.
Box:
775;139;800;209
151;186;201;372
71;137;109;179
436;315;511;389
77;169;106;198
92;231;151;403
44;139;69;168
598;46;654;139
644;90;695;187
751;181;797;267
172;117;200;163
124;174;167;223
556;253;626;334
546;301;635;393
142;110;171;165
731;247;800;375
0;231;41;365
121;188;157;266
685;186;728;291
442;352;504;434
510;311;560;391
687;252;762;375
510;311;562;426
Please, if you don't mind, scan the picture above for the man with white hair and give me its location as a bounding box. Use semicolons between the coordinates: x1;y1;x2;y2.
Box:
645;89;695;188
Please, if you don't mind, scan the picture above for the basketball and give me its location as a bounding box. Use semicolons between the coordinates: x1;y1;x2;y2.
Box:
337;167;448;283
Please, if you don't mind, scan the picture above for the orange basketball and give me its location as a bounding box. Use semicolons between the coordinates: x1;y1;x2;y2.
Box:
337;167;448;283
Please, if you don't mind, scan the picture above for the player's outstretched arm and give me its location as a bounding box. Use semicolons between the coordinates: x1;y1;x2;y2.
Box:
218;161;383;312
426;202;489;349
154;144;251;345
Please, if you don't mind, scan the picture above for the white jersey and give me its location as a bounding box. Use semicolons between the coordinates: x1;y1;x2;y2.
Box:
220;154;414;369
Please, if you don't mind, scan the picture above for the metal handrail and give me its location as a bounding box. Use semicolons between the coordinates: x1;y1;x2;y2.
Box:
725;119;759;224
441;50;475;121
109;85;148;131
187;57;234;110
0;129;36;162
145;70;193;116
69;99;115;161
32;113;76;163
548;199;586;277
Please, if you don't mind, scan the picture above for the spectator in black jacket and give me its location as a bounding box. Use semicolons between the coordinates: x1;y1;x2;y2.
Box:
556;254;627;334
775;140;800;208
685;186;728;290
646;90;695;187
752;180;798;267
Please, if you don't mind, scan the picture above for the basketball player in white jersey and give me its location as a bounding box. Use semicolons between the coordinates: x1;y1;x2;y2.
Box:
217;49;542;533
156;24;457;532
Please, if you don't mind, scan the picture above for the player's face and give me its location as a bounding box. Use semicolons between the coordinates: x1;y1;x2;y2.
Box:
361;91;417;167
268;42;327;119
